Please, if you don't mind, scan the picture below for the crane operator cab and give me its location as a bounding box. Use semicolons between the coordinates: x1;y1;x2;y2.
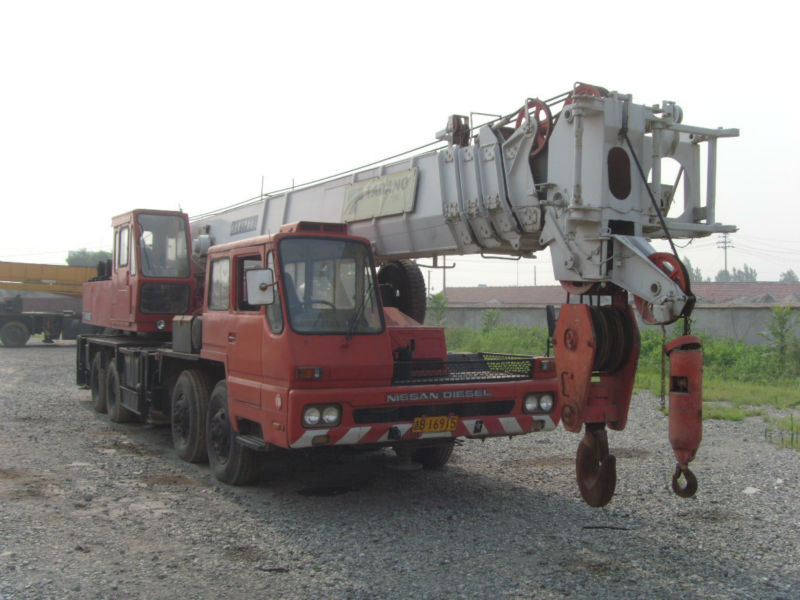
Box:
81;209;195;333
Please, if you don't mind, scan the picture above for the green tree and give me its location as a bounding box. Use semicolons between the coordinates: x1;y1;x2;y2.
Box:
762;306;799;375
732;264;758;282
779;269;799;283
682;257;705;283
715;269;731;283
427;292;448;327
481;309;502;332
716;264;758;282
67;248;111;267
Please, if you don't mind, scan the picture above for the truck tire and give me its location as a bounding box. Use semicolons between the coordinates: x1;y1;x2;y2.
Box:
0;321;31;348
106;362;133;423
206;381;258;485
171;370;211;463
378;260;427;323
90;353;108;413
61;318;81;340
412;441;455;469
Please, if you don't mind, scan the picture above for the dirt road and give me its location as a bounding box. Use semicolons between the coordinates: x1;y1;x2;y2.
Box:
1;342;798;599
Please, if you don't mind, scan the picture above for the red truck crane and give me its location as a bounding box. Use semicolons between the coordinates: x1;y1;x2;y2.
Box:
76;84;738;506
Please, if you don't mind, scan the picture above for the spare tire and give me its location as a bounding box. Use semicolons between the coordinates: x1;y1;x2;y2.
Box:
378;260;427;324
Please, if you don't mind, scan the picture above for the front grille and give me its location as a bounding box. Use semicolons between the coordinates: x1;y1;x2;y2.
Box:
140;283;190;314
353;400;515;424
392;353;534;386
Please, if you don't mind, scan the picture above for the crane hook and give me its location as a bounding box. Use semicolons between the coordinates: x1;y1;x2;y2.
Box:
575;424;617;507
671;462;698;498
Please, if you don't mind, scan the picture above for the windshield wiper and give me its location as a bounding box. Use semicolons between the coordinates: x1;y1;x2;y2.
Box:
345;283;371;341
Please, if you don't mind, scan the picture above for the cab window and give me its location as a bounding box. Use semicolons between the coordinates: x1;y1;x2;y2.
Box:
236;255;262;312
116;226;129;269
209;258;230;310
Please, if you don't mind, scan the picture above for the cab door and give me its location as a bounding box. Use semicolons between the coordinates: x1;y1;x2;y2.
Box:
110;223;133;327
225;251;265;407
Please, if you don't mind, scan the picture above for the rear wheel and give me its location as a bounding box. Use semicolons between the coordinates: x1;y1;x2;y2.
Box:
412;441;455;469
206;381;258;485
106;362;133;423
0;321;30;348
90;353;107;413
171;370;211;463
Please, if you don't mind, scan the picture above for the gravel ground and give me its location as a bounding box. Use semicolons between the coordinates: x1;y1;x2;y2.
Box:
1;341;798;600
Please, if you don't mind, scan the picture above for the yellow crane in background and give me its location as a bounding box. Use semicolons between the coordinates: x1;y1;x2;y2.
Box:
0;261;97;346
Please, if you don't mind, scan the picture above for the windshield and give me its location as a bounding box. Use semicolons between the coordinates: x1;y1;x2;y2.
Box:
136;214;191;278
278;237;383;335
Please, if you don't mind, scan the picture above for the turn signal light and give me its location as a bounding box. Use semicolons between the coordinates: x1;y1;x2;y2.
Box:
296;367;323;380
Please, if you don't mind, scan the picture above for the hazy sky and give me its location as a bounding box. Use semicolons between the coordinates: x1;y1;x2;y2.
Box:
2;1;798;292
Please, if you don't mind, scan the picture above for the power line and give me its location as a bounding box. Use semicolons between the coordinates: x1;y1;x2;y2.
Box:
716;233;733;272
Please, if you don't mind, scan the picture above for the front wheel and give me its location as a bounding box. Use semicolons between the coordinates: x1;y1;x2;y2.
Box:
206;381;258;485
412;441;455;469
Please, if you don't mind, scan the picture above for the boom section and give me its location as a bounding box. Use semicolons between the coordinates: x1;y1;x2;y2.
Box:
190;86;737;324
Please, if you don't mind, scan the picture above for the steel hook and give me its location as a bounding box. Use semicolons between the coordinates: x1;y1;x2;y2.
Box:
575;425;617;507
671;463;698;498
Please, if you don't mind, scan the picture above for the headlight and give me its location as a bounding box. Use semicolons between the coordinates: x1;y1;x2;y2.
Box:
538;393;554;412
322;405;340;425
523;394;539;413
302;404;341;428
303;407;321;426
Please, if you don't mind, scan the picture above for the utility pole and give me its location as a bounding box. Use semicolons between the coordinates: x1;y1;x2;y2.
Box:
717;232;733;272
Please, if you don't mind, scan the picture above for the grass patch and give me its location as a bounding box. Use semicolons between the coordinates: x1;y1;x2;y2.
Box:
446;323;800;428
702;378;800;411
636;368;800;414
765;414;800;451
703;402;763;421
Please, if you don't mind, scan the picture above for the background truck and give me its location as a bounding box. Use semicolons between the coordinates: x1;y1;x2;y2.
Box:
76;84;738;507
0;261;97;347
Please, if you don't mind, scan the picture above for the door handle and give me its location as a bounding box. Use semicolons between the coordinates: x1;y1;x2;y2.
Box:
228;333;237;343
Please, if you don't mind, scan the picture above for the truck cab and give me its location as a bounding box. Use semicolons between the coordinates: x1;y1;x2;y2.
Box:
199;222;397;449
193;221;559;456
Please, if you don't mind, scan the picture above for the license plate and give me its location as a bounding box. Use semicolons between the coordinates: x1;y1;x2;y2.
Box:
412;415;458;433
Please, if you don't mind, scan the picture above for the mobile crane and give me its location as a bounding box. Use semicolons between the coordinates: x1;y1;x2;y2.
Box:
76;84;738;506
0;261;96;347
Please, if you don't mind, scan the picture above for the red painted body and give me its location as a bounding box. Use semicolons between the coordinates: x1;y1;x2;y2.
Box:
552;302;640;433
665;335;703;466
196;224;561;450
82;210;196;333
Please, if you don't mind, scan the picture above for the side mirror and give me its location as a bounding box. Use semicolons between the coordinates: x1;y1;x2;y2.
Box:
546;304;557;338
245;268;276;305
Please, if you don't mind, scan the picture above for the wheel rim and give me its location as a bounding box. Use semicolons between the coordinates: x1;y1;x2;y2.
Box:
209;408;231;465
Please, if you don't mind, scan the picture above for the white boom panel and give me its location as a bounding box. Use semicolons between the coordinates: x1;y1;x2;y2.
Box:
191;85;738;324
